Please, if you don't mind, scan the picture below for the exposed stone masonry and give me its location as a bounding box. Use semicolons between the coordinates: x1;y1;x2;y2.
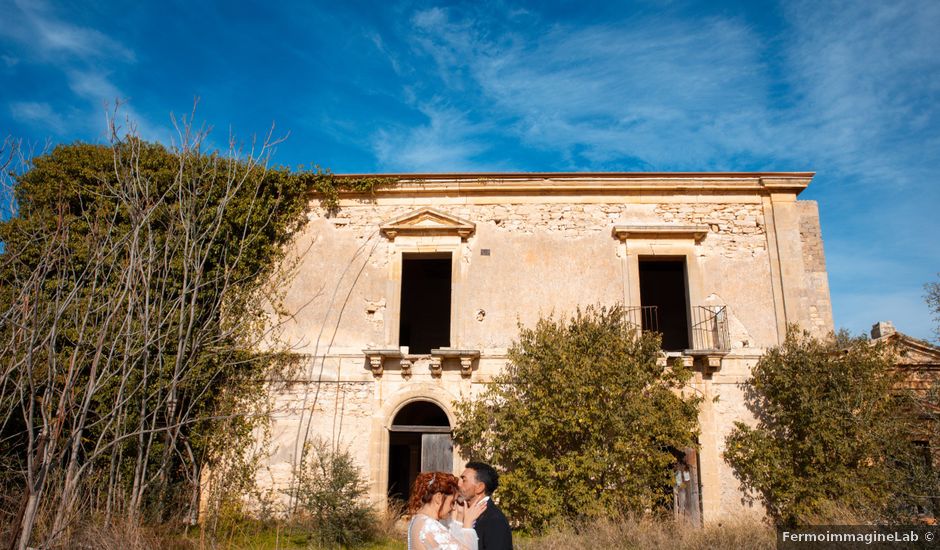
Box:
272;381;372;417
655;203;766;259
315;202;767;259
799;207;827;273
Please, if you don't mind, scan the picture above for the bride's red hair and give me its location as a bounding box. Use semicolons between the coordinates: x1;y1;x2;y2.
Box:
407;471;459;514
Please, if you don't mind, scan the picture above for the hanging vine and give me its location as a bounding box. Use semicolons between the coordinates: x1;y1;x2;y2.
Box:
295;167;397;214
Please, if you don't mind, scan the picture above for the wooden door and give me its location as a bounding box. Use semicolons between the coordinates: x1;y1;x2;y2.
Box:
420;433;453;472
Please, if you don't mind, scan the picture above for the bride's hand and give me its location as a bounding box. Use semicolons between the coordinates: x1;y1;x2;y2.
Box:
462;499;487;529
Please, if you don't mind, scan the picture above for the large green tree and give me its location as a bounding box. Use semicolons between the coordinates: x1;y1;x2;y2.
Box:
0;131;315;547
453;305;702;530
724;328;920;526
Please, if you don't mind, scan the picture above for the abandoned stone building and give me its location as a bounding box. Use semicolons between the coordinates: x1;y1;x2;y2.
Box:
261;172;833;524
871;320;940;468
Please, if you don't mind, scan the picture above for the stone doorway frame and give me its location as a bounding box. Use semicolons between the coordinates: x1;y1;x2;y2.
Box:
369;383;461;507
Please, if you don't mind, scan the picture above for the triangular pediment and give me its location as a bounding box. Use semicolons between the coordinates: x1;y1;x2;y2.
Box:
896;335;940;366
881;333;940;367
380;208;475;240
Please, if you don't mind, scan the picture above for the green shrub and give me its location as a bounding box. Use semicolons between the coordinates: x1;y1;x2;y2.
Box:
293;438;379;547
453;305;702;531
724;328;921;525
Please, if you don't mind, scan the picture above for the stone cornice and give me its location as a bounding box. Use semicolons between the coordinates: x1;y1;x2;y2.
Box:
330;172;815;197
612;224;709;243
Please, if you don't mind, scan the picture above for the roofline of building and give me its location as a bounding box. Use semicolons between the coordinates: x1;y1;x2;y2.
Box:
326;172;816;197
332;171;815;179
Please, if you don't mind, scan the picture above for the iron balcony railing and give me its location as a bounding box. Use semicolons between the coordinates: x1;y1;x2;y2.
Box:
626;305;730;352
690;305;730;351
625;305;658;333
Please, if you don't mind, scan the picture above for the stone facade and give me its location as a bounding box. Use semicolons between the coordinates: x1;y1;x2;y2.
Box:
257;173;834;524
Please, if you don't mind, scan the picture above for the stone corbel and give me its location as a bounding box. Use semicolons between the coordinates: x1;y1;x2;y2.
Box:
460;357;474;378
430;349;481;378
400;357;413;377
362;349;403;378
685;350;727;375
428;357;443;378
368;356;383;377
658;354;694;369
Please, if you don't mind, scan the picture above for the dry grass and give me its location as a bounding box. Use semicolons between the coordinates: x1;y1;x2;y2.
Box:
374;499;408;542
67;518;197;550
515;515;775;550
8;510;775;549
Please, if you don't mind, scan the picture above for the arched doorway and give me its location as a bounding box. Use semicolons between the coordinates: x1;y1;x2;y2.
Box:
387;400;453;502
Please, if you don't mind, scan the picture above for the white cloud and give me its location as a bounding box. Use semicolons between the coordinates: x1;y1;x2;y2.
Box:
0;0;155;140
781;0;940;187
67;70;122;101
6;0;135;62
368;31;405;77
371;102;505;172
391;3;940;181
9;101;65;133
404;8;776;169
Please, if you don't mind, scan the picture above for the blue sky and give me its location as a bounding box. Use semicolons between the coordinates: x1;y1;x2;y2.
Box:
1;0;938;341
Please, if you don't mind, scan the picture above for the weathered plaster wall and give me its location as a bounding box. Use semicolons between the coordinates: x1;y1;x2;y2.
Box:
279;200;788;354
257;181;833;523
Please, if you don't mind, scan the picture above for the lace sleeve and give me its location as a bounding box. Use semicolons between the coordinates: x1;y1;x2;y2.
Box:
414;516;472;550
442;519;479;550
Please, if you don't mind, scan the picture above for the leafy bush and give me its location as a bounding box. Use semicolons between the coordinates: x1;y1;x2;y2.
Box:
724;328;921;525
0;128;394;546
293;438;379;548
453;305;702;530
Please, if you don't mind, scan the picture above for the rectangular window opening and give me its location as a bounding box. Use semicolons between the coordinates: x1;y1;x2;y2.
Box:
639;258;690;351
399;253;452;354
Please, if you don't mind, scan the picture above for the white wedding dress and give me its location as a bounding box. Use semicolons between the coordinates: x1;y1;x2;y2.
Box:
407;513;479;550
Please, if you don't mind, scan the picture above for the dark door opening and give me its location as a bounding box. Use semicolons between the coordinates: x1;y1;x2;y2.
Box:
639;258;690;351
399;254;451;354
387;401;453;503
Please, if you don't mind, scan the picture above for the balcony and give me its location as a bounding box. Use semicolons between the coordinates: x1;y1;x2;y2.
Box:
626;305;730;374
626;305;729;352
625;305;659;333
689;305;730;352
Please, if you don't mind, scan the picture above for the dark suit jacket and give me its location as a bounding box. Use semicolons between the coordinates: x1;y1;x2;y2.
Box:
474;498;512;550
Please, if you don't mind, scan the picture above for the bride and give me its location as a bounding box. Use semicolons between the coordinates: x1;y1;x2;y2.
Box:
406;471;487;550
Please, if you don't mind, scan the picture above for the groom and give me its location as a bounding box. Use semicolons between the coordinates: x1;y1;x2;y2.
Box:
458;462;512;550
